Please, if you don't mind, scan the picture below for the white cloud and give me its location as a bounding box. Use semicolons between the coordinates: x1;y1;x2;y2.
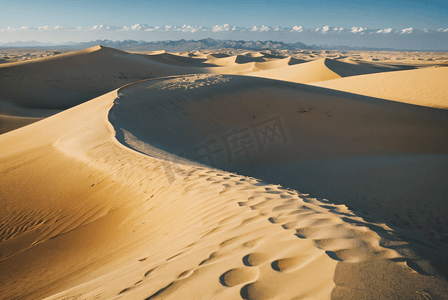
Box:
38;25;63;30
351;26;365;33
190;26;202;33
119;24;151;31
0;26;30;31
212;24;231;32
377;28;392;33
246;25;270;32
131;24;145;30
168;25;202;32
2;24;448;38
73;25;111;31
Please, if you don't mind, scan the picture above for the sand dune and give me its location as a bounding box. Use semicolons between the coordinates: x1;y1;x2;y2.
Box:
1;72;447;299
0;45;210;111
0;45;214;134
205;52;299;69
248;58;387;83
0;101;61;134
312;66;448;109
206;54;243;66
0;115;41;134
0;49;71;64
0;46;308;128
144;51;213;66
111;75;448;256
250;57;304;71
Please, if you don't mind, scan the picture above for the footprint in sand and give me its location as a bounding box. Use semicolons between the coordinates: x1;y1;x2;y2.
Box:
271;254;314;272
243;253;269;267
240;282;277;300
219;267;259;287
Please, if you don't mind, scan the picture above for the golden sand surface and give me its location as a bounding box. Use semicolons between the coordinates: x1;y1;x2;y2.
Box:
0;46;447;299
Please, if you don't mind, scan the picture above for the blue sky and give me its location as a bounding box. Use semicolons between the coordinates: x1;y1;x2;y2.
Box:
1;0;446;29
1;0;447;49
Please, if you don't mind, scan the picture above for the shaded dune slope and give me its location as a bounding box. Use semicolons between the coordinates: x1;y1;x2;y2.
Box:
312;66;448;109
1;75;447;299
0;101;62;134
0;115;41;134
111;74;448;163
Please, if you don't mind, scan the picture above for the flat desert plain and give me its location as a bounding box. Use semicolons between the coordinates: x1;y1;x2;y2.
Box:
0;46;447;299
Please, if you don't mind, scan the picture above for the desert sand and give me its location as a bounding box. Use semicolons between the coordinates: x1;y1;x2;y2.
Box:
0;46;447;299
311;67;448;109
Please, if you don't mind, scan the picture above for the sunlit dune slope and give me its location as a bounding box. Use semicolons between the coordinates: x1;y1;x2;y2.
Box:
248;58;387;83
312;66;448;109
1;75;447;299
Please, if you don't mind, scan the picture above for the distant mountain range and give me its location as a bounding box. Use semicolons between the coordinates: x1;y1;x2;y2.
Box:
63;39;314;52
0;38;400;52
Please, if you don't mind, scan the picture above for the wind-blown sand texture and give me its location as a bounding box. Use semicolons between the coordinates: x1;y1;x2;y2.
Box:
0;46;448;299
